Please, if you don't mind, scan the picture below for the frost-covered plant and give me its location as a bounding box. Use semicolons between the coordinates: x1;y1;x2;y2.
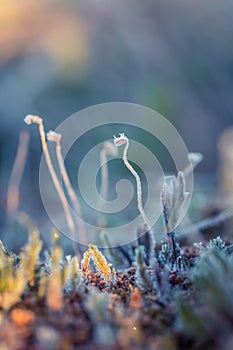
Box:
113;133;156;264
47;130;87;247
161;172;189;236
81;249;91;277
135;245;152;291
24;115;76;239
161;152;203;244
113;133;152;231
46;243;64;311
177;247;233;347
183;152;203;177
0;230;42;309
207;236;226;251
81;244;115;282
89;244;114;282
160;172;189;260
158;242;171;266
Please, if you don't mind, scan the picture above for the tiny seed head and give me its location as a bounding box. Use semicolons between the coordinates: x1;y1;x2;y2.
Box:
24;114;42;125
113;133;128;147
47;130;62;143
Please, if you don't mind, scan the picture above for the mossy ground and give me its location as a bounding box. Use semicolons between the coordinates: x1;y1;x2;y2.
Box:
1;230;233;350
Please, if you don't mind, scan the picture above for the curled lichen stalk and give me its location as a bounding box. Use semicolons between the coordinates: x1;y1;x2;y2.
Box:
113;133;156;262
113;133;152;230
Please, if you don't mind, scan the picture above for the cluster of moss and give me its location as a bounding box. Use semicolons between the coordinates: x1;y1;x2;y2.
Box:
1;230;233;350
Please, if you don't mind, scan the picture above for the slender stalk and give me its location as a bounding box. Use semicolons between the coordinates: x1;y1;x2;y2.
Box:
183;152;203;177
24;115;76;241
113;134;156;262
114;134;156;266
6;131;29;215
47;130;88;245
114;133;152;230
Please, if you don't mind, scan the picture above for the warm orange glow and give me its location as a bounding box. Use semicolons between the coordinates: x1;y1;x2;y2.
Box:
11;308;35;326
0;0;89;70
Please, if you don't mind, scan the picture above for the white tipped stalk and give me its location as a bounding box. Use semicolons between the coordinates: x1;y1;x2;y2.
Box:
184;152;204;177
113;133;152;231
24;114;42;125
47;130;87;245
24;115;76;240
161;171;189;236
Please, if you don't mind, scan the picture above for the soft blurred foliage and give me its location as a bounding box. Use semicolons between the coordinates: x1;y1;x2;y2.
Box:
1;0;233;239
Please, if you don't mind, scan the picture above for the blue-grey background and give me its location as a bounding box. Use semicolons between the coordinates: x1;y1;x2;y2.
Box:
0;0;232;246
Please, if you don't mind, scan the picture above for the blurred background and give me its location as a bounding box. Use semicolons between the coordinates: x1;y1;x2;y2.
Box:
1;0;233;247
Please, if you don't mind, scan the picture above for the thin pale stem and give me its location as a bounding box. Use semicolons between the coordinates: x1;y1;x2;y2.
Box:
6;131;29;215
37;120;76;237
55;141;88;245
122;139;152;230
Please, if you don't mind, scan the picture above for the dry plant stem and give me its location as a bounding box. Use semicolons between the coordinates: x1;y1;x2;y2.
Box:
6;131;29;215
122;138;152;230
55;139;87;245
38;121;76;235
25;116;76;242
